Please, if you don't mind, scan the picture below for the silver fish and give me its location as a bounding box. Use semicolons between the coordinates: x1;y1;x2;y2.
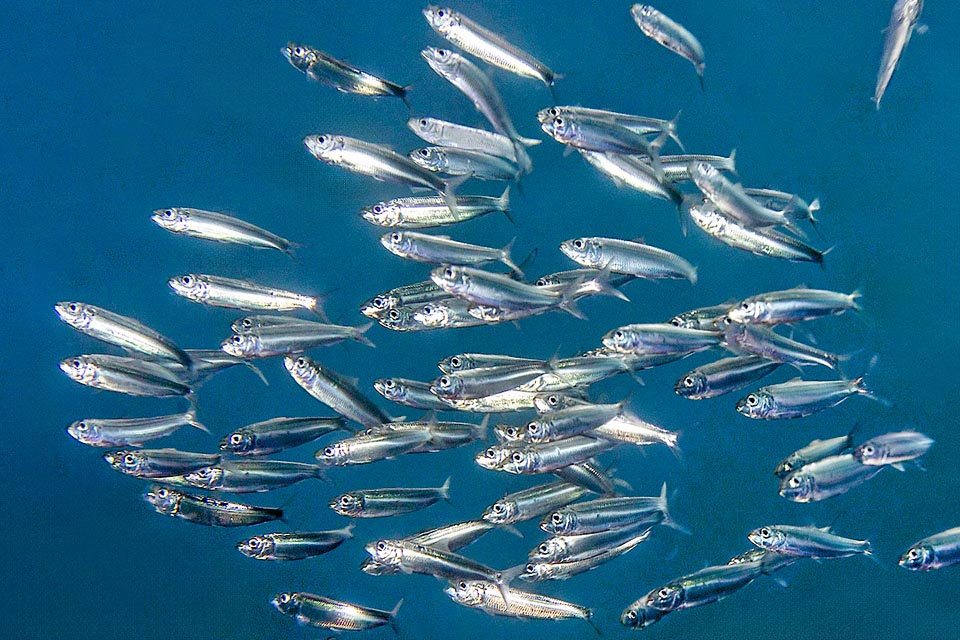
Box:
54;302;191;366
579;150;683;204
430;361;555;401
360;188;510;228
360;280;447;317
748;524;872;559
774;428;857;478
284;355;393;428
316;430;433;467
631;4;705;87
271;592;401;632
531;521;653;563
651;151;737;182
362;520;500;576
282;41;407;101
67;412;207;447
899;527;960;571
151;208;295;256
220;416;346;456
538;106;682;148
520;532;650;582
409;146;521;182
145;485;282;527
153;349;266;387
852;431;934;467
381;231;521;273
560;237;696;282
727;287;861;325
59;354;192;398
675;355;782;400
221;321;374;357
620;593;672;629
423;6;558;89
104;448;219;479
184;459;326;493
439;353;545;374
723;323;840;370
445;579;596;628
669;302;734;330
551;461;621;496
499;437;620;475
364;419;486;452
742;187;820;226
237;525;354;561
691;163;804;234
603;323;721;355
408;116;531;167
168;274;323;316
874;0;925;109
642;562;763;612
330;478;451;518
374;377;456;410
231;314;323;333
779;453;884;502
414;297;488;330
449;387;576;413
542;113;662;158
737;377;879;419
482;480;590;525
542;485;679;535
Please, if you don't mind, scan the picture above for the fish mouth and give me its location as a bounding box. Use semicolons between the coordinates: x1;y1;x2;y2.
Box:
442;585;457;598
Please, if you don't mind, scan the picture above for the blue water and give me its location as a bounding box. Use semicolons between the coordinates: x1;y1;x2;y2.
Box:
3;1;958;638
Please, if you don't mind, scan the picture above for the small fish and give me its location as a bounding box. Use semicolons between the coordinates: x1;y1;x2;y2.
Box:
669;302;734;330
642;562;764;612
155;349;266;387
414;298;488;330
899;527;960;571
496;437;620;475
774;428;857;478
284;355;393;428
726;548;800;574
542;113;662;159
54;302;191;366
221;321;374;357
631;4;705;87
360;189;510;229
691;163;804;235
523;401;628;443
374;377;455;410
282;41;408;102
184;459;326;493
727;287;861;325
779;453;884;502
151;208;295;256
104;448;220;479
363;420;485;453
852;431;934;467
330;478;451;518
579;150;683;204
237;525;354;561
231;314;324;333
874;0;925;109
651;151;737;182
603;323;721;355
482;480;591;525
439;353;545;374
168;274;324;316
535;269;636;291
551;461;621;496
675;355;782;400
542;485;679;535
742;187;820;226
220;416;346;456
360;281;450;319
271;592;401;632
381;231;522;273
560;237;696;283
748;524;872;559
531;521;654;563
736;377;880;420
145;485;282;526
445;579;596;629
361;520;498;575
620;594;672;629
67;412;207;447
538;106;682;148
408;116;530;168
409;146;521;182
316;430;433;467
423;6;559;89
429;361;555;401
520;532;650;582
723;323;841;371
59;354;192;398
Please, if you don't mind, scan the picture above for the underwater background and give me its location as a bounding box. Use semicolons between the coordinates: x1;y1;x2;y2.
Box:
2;1;958;638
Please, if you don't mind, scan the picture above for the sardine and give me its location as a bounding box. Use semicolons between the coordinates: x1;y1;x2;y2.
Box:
316;430;433;466
723;323;841;370
727;287;861;325
578;150;683;204
409;146;522;182
168;274;324;316
691;162;804;234
381;231;521;273
330;478;451;517
631;4;705;87
145;485;282;526
430;361;555;401
183;459;326;493
59;354;192;398
374;377;456;410
899;527;960;571
531;521;654;563
104;448;219;479
560;237;696;282
520;532;650;582
542;485;679;535
603;323;721;355
220;416;346;456
779;453;884;502
445;579;595;628
482;480;590;525
737;377;879;419
675;355;782;400
874;0;925;109
360;280;447;317
284;355;393;428
498;437;619;475
748;524;872;559
221;321;374;357
237;525;354;561
408;116;530;168
272;592;401;632
643;562;762;612
360;188;510;228
538;106;682;148
282;41;407;102
151;208;295;256
852;431;934;467
67;412;207;447
774;428;857;478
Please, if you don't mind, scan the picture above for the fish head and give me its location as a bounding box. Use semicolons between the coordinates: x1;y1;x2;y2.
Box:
360;293;395;318
438;354;469;373
900;0;924;23
366;539;403;566
317;442;348;467
773;454;803;478
674;370;708;398
602;326;638;353
631;4;659;28
303;134;343;162
270;592;300;616
541;115;576;144
534;274;561;287
493;423;526;444
183;466;223;490
408;147;445;172
543;509;576;534
430;373;463;399
727;299;766;324
408;116;442;140
283;355;317;383
533;392;574;413
59;355;99;385
524;419;550;443
430;264;470;297
852;440;887;465
899;544;933;571
445;579;484;606
220;429;255;454
282;43;317;73
536;106;563;124
237;535;275;559
779;470;814;502
481;499;517;524
381;231;414;256
361;201;403;227
330;492;364;517
475;445;510;470
374;378;404;402
104;450;147;475
728;548;768;565
423;6;460;34
54;302;97;330
66;419;102;445
736;390;775;419
502;448;538;474
379;306;415;331
414;302;451;328
220;333;259;358
748;526;788;552
559;237;602;268
151;207;190;233
531;538;567;562
420;47;460;77
647;581;684;611
231;316;257;333
144;485;181;515
621;595;670;629
520;561;551;582
360;557;396;575
168;274;208;301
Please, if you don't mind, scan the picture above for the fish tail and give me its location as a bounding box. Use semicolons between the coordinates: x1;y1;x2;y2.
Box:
584;609;602;636
726;148;738;175
697;65;705;92
500;237;524;278
354;321;377;348
498;523;524;538
496;186;514;224
389;598;404;635
668;109;684;151
281;240;302;261
186;413;211;434
589;263;630;302
339;522;356;538
659;482;691;535
438;475;452;501
312;465;330;482
240;360;270;386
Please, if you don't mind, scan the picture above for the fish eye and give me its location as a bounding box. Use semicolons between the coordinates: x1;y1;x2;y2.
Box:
908;548;921;559
573;238;584;250
539;543;549;554
658;588;672;598
232;335;243;344
485;447;497;458
76;421;88;431
384;379;396;389
372;204;383;214
614;330;624;340
324;446;335;457
163;209;176;219
388;309;400;320
553;116;564;126
683;376;695;387
181;275;193;285
450;356;461;368
316;135;327;144
295;357;306;367
443;267;454;278
551;513;563;524
625;611;637;622
723;316;733;325
788;476;801;487
548;395;559;405
293;46;303;55
548;108;559;117
340;495;351;506
741;302;750;309
242;318;253;328
458;580;467;589
376;541;387;551
760;527;770;537
511;452;524;462
506;427;518;437
279;592;291;603
746;394;759;406
230;433;243;445
422;305;433;314
525;563;535;572
419;118;428;127
390;232;401;242
437;9;445;17
68;303;79;312
123;454;136;465
157;488;168;498
418;148;430;157
492;503;504;513
72;359;82;368
670;318;682;326
863;445;875;455
439;376;450;387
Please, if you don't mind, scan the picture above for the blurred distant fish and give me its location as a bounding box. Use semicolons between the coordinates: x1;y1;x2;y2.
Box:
282;41;408;103
151;208;296;257
360;189;511;228
146;485;283;527
237;526;354;561
852;431;934;467
873;0;925;109
168;274;325;316
220;416;347;455
423;6;559;90
631;4;705;88
67;412;207;447
899;527;960;571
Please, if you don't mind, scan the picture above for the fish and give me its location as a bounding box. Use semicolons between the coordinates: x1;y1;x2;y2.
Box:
779;454;885;502
409;146;522;182
362;420;486;453
690;163;805;235
748;524;872;559
726;287;861;325
66;412;207;447
669;302;734;330
438;353;545;374
374;377;456;410
602;323;722;355
303;133;469;216
578;150;683;204
271;592;401;632
145;485;282;526
381;231;522;273
151;208;296;256
675;355;782;400
481;477;599;529
642;562;764;612
852;431;934;467
413;297;489;330
154;349;267;387
620;594;673;629
54;302;191;366
360;280;448;318
219;416;346;456
59;354;192;398
560;237;696;282
330;478;451;518
524;401;630;443
535;268;636;291
283;355;393;428
742;187;820;226
520;532;650;582
542;113;663;159
538;106;682;148
429;361;556;401
542;485;679;535
722;323;841;370
726;548;800;574
874;0;925;109
444;579;596;630
408;116;531;168
774;428;858;478
736;377;880;419
183;459;326;493
631;4;705;87
282;41;408;102
360;189;511;228
899;527;960;571
168;274;324;316
650;151;738;182
496;436;620;475
221;321;374;357
551;461;621;496
231;314;326;333
104;448;220;479
361;520;498;575
531;521;654;563
423;6;559;89
237;525;354;561
316;430;433;467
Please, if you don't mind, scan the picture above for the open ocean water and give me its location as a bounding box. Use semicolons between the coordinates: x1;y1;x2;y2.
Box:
2;1;958;638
